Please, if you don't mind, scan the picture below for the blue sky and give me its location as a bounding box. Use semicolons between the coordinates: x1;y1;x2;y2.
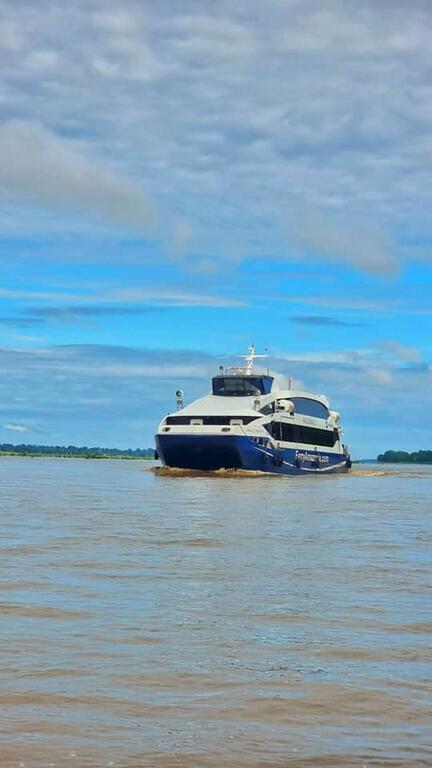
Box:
0;0;431;457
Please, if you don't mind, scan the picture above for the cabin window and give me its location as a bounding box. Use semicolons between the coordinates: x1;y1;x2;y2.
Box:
166;415;258;426
290;397;329;419
166;416;191;425
296;426;335;446
265;421;336;447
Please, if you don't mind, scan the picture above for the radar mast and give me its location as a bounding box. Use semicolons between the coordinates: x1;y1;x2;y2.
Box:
229;344;267;375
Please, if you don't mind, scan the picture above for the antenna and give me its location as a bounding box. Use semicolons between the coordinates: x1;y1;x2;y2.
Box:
234;344;268;374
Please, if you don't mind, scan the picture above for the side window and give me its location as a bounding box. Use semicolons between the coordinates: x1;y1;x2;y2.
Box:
265;422;336;446
291;398;329;419
260;402;275;416
281;423;296;442
265;421;282;440
297;426;335;447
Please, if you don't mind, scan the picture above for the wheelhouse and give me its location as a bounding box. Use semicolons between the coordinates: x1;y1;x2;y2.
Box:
212;375;273;397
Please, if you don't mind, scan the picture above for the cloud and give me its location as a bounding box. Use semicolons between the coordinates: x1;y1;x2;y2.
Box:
278;296;401;312
0;120;155;233
0;1;432;273
284;209;398;275
28;305;163;322
0;316;45;328
0;288;88;301
0;286;244;309
270;350;366;364
291;315;363;327
25;296;243;323
4;422;28;432
382;340;420;363
365;367;393;386
0;344;216;380
108;289;244;307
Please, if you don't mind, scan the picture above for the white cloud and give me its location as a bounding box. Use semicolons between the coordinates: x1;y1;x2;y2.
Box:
0;120;156;234
382;340;420;363
108;288;243;308
0;17;21;51
277;295;400;312
0;285;244;308
365;367;393;386
0;0;431;273
0;288;87;301
4;422;28;432
284;208;397;275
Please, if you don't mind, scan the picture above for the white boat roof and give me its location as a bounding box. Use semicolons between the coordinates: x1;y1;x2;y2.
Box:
178;394;258;416
174;389;329;417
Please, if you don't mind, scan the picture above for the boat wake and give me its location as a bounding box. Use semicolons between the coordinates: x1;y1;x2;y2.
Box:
350;467;430;478
150;466;277;478
350;468;392;477
151;466;431;479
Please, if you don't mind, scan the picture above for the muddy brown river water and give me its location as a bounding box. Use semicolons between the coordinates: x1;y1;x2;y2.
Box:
1;458;431;767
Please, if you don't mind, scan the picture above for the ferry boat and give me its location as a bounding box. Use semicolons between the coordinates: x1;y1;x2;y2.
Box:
155;346;351;474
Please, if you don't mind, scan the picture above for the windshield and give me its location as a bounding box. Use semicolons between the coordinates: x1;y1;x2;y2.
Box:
212;377;265;396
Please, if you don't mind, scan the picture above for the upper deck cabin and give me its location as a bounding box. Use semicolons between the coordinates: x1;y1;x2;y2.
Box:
212;375;274;397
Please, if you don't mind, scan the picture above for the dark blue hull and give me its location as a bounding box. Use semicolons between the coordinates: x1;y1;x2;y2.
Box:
155;434;350;475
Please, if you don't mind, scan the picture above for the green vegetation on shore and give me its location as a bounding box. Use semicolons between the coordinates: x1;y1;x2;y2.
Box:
0;443;154;459
377;450;432;464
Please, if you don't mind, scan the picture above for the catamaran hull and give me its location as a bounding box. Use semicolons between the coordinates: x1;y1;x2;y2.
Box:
155;434;350;475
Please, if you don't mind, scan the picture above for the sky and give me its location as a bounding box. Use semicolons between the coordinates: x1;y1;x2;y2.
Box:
0;0;431;458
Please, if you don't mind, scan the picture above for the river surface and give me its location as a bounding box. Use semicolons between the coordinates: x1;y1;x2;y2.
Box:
1;458;431;768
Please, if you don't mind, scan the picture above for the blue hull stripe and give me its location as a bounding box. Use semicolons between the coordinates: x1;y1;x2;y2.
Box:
254;446;348;472
155;434;350;475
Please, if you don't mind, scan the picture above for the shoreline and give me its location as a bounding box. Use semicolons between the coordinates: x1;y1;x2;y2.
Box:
0;452;154;460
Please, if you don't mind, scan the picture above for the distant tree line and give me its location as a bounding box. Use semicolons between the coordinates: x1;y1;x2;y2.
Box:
0;443;154;459
377;450;432;464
